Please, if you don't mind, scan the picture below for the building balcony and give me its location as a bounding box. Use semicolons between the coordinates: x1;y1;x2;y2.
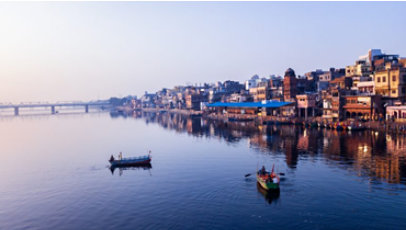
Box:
343;104;371;110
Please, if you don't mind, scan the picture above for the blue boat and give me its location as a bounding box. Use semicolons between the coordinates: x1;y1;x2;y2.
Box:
109;152;152;167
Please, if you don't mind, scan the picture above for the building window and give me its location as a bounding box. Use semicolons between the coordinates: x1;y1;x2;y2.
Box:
403;87;406;94
392;90;396;94
403;75;406;82
383;77;386;82
377;77;381;83
393;75;397;81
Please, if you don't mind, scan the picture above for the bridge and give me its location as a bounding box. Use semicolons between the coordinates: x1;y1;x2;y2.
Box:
0;101;111;115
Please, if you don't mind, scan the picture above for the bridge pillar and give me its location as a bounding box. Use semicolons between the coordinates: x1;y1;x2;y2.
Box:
14;107;19;116
51;106;56;114
85;105;89;113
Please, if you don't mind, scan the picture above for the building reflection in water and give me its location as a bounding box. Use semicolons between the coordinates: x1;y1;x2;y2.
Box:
111;111;406;185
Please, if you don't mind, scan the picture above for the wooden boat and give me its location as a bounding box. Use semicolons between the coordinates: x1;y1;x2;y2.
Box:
347;123;366;131
334;122;344;131
109;152;151;167
341;123;347;130
256;168;280;191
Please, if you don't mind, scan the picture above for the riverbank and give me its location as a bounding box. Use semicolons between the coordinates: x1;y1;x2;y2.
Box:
115;106;406;134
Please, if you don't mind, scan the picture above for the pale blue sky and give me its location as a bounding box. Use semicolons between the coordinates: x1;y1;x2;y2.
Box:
0;2;405;103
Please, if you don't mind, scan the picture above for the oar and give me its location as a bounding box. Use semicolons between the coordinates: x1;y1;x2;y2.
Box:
245;172;285;177
245;173;255;177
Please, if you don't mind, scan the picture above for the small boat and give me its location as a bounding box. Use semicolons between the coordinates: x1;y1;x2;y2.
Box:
348;123;366;131
109;151;152;167
256;166;280;191
334;122;343;131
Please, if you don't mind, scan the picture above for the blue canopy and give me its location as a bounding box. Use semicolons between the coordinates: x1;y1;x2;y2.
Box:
207;101;293;108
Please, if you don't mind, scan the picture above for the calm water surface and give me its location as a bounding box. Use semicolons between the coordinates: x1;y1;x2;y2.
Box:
1;112;406;230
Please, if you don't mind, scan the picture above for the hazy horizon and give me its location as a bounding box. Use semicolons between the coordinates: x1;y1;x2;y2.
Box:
1;2;406;103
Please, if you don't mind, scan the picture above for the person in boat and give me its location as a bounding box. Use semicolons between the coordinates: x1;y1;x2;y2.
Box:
119;152;123;160
259;166;267;176
109;155;115;162
272;175;279;184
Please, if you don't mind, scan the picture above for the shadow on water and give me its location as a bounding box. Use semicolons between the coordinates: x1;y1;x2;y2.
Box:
257;182;280;204
111;111;406;186
109;163;152;176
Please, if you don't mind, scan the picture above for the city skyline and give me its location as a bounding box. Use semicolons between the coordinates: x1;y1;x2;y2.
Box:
1;2;406;103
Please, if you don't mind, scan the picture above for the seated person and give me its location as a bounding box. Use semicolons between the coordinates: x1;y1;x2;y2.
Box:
259;166;267;176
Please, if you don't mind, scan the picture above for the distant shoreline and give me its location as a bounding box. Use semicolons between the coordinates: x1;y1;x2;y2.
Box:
114;105;406;135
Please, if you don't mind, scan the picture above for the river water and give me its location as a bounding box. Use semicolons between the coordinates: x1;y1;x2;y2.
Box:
1;111;405;230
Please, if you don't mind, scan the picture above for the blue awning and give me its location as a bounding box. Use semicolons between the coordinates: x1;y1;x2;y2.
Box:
207;101;293;108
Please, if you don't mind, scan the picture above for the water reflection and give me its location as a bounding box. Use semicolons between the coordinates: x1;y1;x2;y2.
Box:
111;111;406;185
256;182;280;204
109;163;152;176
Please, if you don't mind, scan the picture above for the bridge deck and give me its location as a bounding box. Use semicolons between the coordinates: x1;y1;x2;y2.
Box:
0;102;110;109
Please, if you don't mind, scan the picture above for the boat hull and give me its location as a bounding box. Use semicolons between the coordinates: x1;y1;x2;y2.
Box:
256;174;280;190
109;157;151;167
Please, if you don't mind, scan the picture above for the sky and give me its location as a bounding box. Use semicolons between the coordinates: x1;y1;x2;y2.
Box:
0;2;406;103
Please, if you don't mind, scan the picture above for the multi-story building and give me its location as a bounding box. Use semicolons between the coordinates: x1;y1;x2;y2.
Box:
357;81;375;95
269;76;283;100
305;69;324;82
315;68;346;92
186;93;206;111
283;68;298;101
386;104;406;121
374;61;406;101
329;76;353;90
141;91;157;108
346;59;372;79
329;89;344;121
358;49;383;64
318;68;345;82
372;53;399;71
223;80;245;94
296;93;318;119
249;81;269;102
345;59;372;88
227;91;249;102
245;75;260;90
342;95;383;120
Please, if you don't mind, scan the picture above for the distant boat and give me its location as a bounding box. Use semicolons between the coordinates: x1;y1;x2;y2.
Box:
109;151;152;167
347;122;366;131
256;167;280;191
